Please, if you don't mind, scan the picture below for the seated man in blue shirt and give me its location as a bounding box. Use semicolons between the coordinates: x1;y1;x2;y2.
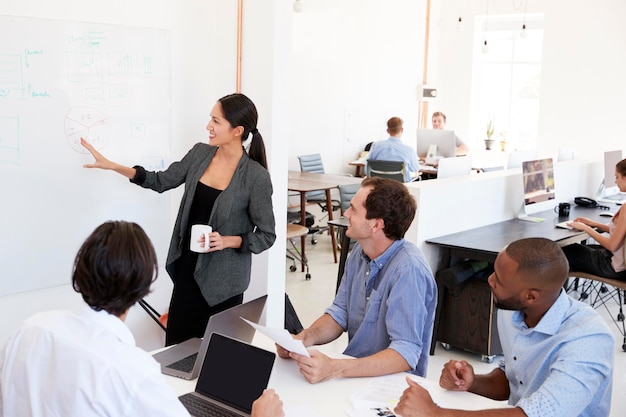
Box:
368;117;421;182
394;237;614;417
277;177;437;383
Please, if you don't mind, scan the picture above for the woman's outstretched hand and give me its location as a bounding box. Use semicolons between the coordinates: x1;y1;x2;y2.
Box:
81;137;114;170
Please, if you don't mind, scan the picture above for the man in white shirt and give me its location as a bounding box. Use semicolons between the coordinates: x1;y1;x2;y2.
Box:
0;220;282;417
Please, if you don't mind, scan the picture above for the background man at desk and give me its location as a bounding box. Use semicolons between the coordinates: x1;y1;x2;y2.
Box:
367;116;420;182
432;111;469;156
394;238;614;417
277;177;437;383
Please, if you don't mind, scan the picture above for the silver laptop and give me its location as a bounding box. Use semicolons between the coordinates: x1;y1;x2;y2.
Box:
152;294;267;380
178;332;276;417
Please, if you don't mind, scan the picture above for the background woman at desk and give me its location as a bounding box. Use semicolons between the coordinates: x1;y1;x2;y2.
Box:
81;93;276;345
562;158;626;280
431;111;469;156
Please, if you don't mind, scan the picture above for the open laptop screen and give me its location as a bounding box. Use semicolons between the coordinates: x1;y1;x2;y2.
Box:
195;333;275;413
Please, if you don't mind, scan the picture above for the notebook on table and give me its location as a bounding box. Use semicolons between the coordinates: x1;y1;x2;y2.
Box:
152;294;267;380
178;332;276;417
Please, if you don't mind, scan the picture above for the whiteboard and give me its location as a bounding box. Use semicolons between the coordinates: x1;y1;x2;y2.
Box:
0;15;172;296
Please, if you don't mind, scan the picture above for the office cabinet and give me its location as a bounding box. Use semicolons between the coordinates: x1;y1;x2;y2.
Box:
434;278;502;362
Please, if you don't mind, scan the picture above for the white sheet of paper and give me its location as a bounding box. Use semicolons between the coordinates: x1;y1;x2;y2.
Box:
240;317;310;357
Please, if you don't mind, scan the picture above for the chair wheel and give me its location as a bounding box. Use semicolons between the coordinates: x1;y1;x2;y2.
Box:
441;343;451;350
311;238;318;245
290;265;297;272
600;284;608;293
580;292;589;300
482;354;496;364
618;312;625;321
305;273;311;280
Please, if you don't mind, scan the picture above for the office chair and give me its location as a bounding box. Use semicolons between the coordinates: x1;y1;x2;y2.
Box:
565;237;626;352
338;182;360;215
367;160;407;182
566;271;626;351
297;153;341;244
336;182;360;251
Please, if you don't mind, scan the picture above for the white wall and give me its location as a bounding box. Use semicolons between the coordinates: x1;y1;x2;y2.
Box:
287;1;626;175
288;0;428;175
0;0;289;350
436;0;626;160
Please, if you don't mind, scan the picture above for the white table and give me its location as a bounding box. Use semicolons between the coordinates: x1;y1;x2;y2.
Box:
162;335;510;416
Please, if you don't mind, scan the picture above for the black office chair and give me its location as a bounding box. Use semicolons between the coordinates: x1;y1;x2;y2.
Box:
367;159;407;182
336;182;360;251
297;153;341;244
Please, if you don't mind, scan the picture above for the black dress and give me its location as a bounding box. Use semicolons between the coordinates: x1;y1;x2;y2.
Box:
165;181;243;346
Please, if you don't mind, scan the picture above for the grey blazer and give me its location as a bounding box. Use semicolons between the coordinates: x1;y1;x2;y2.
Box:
132;143;276;305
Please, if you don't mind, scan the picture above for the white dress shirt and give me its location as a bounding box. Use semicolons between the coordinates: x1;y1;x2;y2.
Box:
0;306;190;417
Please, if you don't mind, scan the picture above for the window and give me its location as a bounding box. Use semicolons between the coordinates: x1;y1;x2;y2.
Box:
470;14;544;150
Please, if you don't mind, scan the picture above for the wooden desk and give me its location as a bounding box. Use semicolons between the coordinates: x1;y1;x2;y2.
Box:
288;171;361;270
163;335;510;416
348;160;365;177
426;206;606;357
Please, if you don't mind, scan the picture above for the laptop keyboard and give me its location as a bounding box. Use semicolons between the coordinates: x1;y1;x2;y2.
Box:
179;394;241;417
166;353;198;372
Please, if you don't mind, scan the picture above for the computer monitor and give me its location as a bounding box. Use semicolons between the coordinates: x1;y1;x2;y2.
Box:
518;158;555;222
416;128;456;163
597;150;625;203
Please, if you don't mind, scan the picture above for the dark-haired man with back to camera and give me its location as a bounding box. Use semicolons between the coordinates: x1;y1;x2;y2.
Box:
368;117;421;181
394;238;614;417
277;177;437;384
0;220;282;417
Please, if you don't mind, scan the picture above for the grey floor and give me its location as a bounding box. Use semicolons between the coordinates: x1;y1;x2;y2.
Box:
284;212;626;416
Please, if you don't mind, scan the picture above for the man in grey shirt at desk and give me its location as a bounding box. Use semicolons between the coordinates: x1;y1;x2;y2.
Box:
277;177;437;383
394;238;614;417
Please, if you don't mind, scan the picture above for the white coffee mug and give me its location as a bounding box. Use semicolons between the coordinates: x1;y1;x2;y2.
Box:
190;224;213;253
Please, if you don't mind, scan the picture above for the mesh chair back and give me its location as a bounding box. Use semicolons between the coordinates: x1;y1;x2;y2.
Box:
298;154;325;174
298;154;326;201
367;160;406;182
338;182;361;215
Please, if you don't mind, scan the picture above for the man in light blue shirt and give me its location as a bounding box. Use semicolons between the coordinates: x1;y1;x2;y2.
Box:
395;238;614;417
368;117;420;182
276;177;437;383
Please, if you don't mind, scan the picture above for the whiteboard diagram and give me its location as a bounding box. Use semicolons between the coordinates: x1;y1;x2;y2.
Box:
0;15;172;297
64;107;110;153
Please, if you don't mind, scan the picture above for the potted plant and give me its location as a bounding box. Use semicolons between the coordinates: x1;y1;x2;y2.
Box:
484;118;496;150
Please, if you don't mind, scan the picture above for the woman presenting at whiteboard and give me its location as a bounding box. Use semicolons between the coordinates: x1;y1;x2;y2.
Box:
81;93;276;345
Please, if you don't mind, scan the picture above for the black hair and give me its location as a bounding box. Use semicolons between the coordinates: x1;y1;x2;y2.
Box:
72;221;158;316
218;93;268;169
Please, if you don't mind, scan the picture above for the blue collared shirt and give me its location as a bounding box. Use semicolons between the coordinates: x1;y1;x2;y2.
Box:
498;290;614;417
367;137;420;182
325;239;437;376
